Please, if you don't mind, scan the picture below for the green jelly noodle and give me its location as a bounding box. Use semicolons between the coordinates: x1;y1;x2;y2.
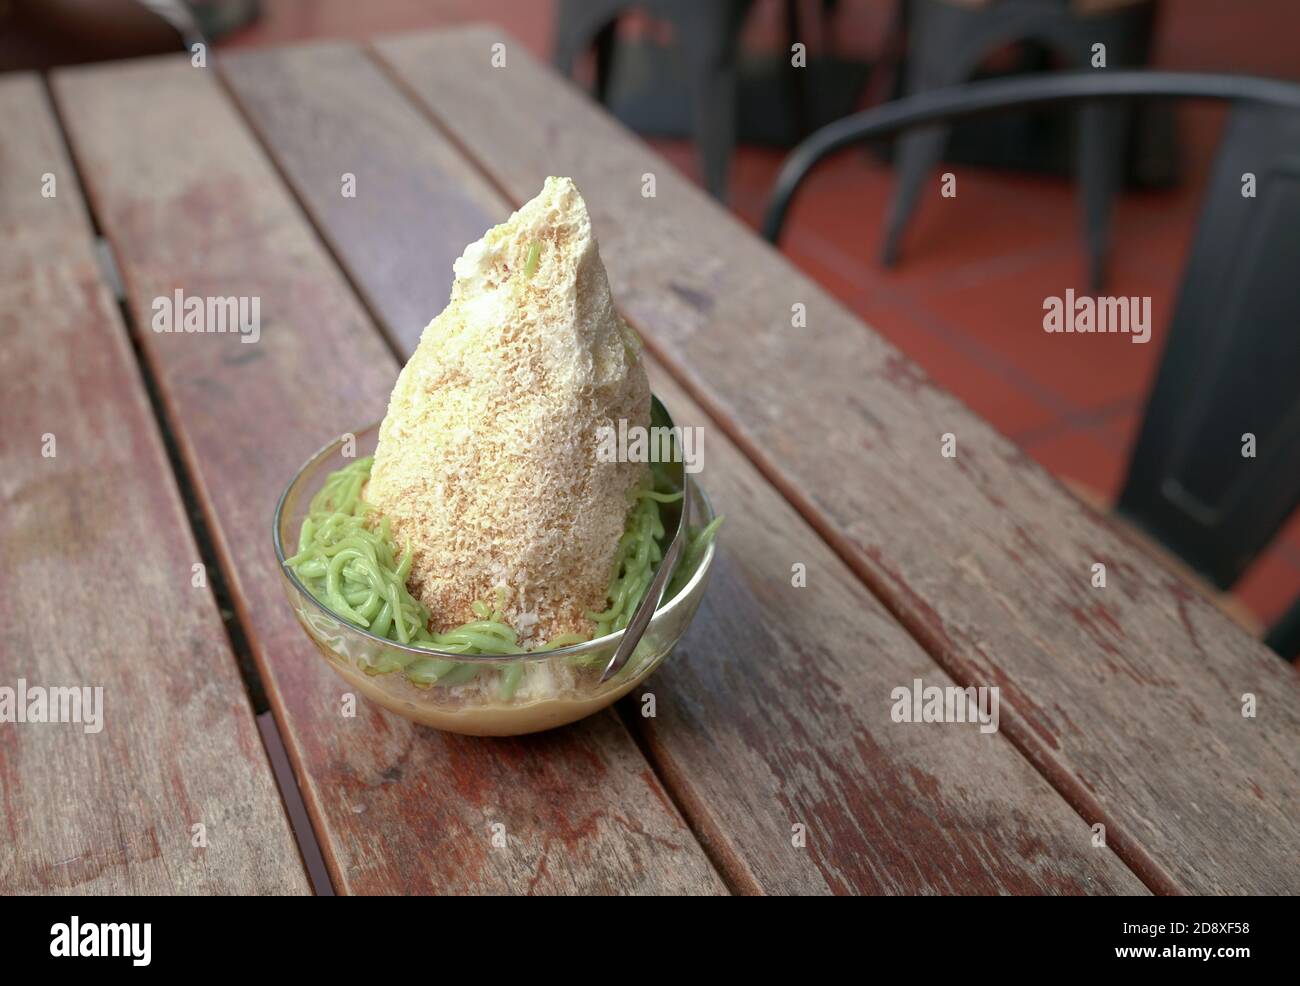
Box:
285;455;721;700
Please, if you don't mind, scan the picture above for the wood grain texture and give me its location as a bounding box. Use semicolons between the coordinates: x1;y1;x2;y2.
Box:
221;42;1146;894
221;41;505;352
374;26;1300;894
0;74;308;895
50;55;726;895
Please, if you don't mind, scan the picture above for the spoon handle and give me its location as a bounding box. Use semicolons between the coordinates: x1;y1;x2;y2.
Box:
599;486;690;683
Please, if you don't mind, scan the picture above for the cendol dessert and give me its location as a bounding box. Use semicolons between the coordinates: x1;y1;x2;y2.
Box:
283;178;719;732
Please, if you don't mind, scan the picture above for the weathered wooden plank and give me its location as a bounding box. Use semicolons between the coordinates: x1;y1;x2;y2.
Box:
223;41;1147;893
0;78;94;281
0;74;308;895
374;26;1300;894
219;41;505;352
50;55;726;895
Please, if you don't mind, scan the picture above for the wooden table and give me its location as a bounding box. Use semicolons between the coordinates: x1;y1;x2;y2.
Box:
2;26;1297;896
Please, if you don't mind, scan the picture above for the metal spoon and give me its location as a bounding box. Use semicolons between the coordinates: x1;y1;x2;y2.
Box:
599;398;690;683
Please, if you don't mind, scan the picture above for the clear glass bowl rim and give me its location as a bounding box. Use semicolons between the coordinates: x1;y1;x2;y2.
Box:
272;419;716;665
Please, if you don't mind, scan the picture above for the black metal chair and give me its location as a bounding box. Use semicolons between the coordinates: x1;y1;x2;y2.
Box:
762;70;1300;660
554;0;841;202
885;0;1155;289
553;0;753;202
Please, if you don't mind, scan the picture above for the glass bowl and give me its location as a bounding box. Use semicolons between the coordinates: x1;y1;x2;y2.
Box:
273;420;716;736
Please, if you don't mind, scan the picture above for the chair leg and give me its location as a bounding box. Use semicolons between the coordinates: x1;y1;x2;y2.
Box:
881;124;950;265
784;0;809;139
592;22;618;103
692;61;739;201
553;0;586;78
1265;595;1300;662
1077;100;1128;291
1063;5;1151;292
880;0;984;266
678;0;749;202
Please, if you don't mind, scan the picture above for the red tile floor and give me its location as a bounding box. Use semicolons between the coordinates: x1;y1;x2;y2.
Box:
222;0;1300;631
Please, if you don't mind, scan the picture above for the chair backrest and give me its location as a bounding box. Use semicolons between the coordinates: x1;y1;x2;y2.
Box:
1117;101;1300;587
761;72;1300;630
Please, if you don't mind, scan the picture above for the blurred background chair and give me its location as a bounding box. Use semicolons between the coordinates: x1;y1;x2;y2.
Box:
553;0;857;202
1268;598;1300;660
763;70;1300;660
884;0;1156;288
554;0;753;201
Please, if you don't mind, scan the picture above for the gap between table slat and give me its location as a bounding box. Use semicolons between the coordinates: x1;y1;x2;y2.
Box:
0;73;309;895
